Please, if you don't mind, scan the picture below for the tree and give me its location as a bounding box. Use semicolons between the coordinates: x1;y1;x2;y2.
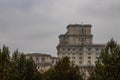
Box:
43;57;83;80
0;45;11;80
11;50;42;80
88;39;120;80
0;45;42;80
25;56;42;80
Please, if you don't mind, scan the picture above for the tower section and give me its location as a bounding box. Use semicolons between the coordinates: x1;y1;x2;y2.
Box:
58;24;93;46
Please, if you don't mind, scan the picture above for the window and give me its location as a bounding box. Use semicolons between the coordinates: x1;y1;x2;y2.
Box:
79;53;82;55
96;57;99;59
88;53;91;55
81;28;84;35
62;48;65;51
41;57;45;63
96;53;99;55
79;61;82;64
81;43;84;45
52;60;54;63
63;53;65;55
38;66;39;69
88;60;91;64
68;53;70;55
36;56;39;63
88;56;91;59
81;38;84;41
88;48;91;51
96;48;99;51
72;57;75;59
73;48;75;51
79;57;82;59
72;53;75;55
72;61;75;63
79;48;82;51
68;48;70;51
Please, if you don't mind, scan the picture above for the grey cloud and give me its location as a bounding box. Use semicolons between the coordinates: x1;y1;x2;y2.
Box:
79;0;120;19
0;0;120;56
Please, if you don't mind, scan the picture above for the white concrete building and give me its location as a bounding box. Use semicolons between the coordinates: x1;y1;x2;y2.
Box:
26;53;58;73
57;24;105;79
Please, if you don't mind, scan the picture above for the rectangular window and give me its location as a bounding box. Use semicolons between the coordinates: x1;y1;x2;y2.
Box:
72;53;75;55
96;53;99;55
41;57;45;63
72;48;75;51
88;48;91;51
68;48;70;51
79;48;82;51
96;57;99;59
52;60;54;63
88;56;91;59
95;48;99;51
79;57;82;59
79;53;82;55
36;56;39;63
88;53;91;55
88;60;91;64
62;48;65;51
79;61;82;64
72;57;75;59
72;61;75;63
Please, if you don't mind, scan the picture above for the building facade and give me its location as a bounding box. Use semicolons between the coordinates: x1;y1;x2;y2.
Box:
26;53;58;73
57;24;105;79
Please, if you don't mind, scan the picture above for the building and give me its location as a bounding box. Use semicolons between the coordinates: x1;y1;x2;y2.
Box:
26;53;58;73
57;24;105;79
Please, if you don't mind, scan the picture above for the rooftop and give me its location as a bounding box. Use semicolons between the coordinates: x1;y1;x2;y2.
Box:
67;24;92;29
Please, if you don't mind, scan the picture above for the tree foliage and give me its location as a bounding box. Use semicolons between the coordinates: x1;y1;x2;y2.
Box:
0;45;41;80
0;45;11;80
43;57;83;80
88;39;120;80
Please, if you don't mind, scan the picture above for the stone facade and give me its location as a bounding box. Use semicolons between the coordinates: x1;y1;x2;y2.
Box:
26;53;58;73
57;24;105;79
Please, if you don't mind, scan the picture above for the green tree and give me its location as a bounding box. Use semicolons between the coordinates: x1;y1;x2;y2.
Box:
43;57;83;80
88;39;120;80
10;49;20;80
0;45;11;80
25;56;42;80
0;45;42;80
11;50;42;80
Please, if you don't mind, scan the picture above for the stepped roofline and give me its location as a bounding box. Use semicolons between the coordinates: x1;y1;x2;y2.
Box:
67;24;92;29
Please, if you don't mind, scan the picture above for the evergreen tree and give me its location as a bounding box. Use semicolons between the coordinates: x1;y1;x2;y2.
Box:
43;57;83;80
0;45;42;80
0;45;11;80
10;49;20;80
88;39;120;80
11;50;42;80
25;56;42;80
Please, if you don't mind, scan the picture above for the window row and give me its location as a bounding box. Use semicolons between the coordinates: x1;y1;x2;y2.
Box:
62;48;82;51
62;48;100;52
62;53;82;55
64;56;99;60
62;52;100;55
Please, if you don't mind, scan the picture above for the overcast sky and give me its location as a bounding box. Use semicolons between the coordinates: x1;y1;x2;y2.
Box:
0;0;120;56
